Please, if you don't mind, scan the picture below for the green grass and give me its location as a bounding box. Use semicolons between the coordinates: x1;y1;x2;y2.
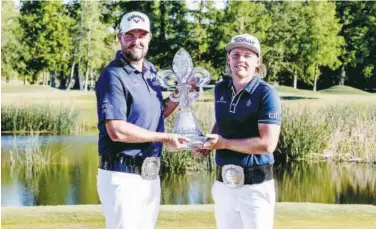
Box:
320;85;370;95
276;85;320;97
1;84;58;93
2;82;373;128
2;203;376;229
2;84;98;130
277;102;376;162
161;149;215;173
1;105;80;134
2;83;376;164
5;137;72;171
277;105;331;160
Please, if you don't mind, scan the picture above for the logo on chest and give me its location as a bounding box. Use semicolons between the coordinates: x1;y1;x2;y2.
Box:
130;79;142;87
246;99;252;107
216;96;227;104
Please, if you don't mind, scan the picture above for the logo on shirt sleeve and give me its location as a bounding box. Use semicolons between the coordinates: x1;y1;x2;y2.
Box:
268;111;281;120
100;103;114;114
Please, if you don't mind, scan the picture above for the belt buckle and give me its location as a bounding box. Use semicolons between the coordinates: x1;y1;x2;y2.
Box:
222;164;244;188
141;157;160;180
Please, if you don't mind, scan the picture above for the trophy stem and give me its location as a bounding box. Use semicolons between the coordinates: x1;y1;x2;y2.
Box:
177;84;192;108
172;109;203;137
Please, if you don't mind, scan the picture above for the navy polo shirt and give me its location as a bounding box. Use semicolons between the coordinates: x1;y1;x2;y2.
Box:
214;76;282;167
95;51;164;158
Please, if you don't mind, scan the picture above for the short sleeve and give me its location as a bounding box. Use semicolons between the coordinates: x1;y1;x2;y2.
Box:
97;70;128;122
258;88;282;125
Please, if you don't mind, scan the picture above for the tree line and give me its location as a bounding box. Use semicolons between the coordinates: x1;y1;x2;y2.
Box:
1;1;375;91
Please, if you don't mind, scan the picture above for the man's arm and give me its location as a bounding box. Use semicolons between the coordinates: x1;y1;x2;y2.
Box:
204;123;281;154
105;120;188;149
98;71;187;149
106;120;168;143
211;122;218;134
163;97;179;119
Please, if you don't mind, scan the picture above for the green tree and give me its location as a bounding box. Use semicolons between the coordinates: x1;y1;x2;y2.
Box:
19;1;73;86
336;2;376;88
78;1;116;91
264;2;343;90
147;1;190;70
183;1;219;79
1;1;25;82
304;1;343;91
264;2;304;84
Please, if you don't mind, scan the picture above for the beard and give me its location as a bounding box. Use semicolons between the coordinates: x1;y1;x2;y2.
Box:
123;45;147;61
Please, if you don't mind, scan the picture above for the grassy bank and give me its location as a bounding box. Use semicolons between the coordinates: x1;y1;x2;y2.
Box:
1;84;98;131
1;105;80;134
2;84;376;166
2;203;376;229
277;102;376;162
319;85;371;95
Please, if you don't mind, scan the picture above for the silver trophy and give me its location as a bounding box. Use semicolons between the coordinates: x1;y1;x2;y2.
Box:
158;48;210;149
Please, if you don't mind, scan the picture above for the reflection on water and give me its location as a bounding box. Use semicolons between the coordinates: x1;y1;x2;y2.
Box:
1;135;375;206
161;172;215;204
275;162;376;204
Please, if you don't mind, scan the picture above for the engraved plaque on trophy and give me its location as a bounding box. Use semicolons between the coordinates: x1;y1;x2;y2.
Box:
158;48;210;149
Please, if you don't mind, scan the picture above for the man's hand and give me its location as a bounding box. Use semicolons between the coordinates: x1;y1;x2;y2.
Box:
188;77;198;93
169;78;198;101
162;134;190;151
192;148;211;159
203;134;225;150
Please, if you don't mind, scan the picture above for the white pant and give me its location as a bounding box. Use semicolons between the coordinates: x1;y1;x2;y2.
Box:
97;169;161;229
212;179;275;229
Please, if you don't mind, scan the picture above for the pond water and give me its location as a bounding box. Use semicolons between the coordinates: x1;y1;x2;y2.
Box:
1;135;375;206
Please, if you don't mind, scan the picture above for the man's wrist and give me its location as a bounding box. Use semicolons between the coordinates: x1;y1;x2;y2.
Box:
221;138;230;149
152;132;167;143
219;137;228;150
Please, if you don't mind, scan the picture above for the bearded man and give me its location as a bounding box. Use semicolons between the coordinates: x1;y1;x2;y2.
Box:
95;11;188;229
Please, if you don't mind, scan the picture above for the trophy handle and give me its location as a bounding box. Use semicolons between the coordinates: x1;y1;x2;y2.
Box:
157;68;179;88
191;67;211;87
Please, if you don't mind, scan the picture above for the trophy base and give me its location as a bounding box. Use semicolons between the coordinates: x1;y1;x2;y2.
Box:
183;135;207;149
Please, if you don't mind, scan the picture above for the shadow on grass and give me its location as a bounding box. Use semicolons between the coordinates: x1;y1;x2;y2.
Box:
281;96;317;100
198;96;317;102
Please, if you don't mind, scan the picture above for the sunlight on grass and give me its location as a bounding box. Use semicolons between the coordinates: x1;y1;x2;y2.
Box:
320;85;370;95
1;203;375;229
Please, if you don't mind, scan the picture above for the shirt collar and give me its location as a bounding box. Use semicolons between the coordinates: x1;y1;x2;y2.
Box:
114;50;155;75
227;75;260;94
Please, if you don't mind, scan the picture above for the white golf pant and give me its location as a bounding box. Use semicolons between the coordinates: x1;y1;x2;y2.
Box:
97;169;161;229
212;179;275;229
